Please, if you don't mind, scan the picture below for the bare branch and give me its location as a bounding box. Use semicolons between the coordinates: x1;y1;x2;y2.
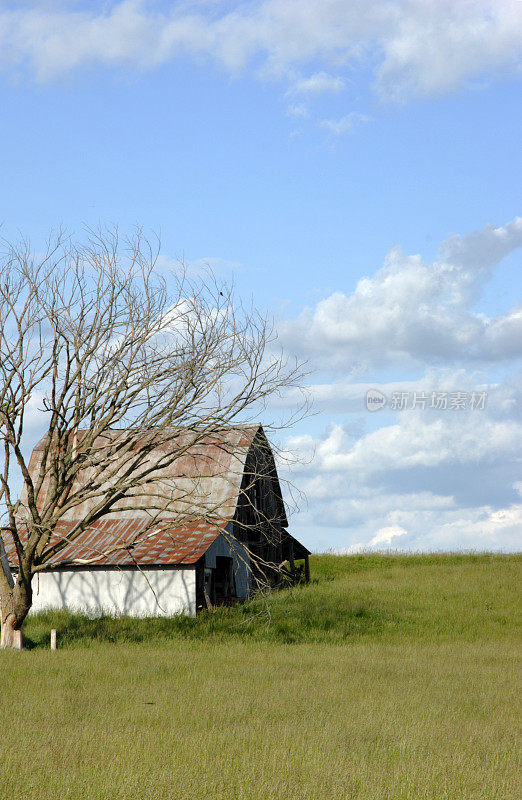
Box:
0;226;309;638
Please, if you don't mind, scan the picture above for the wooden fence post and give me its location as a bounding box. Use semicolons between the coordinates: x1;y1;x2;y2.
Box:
50;629;57;651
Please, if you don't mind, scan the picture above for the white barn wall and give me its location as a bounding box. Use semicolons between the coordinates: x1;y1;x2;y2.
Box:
30;567;196;617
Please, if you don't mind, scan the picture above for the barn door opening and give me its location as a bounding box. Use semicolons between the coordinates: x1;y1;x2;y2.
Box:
214;556;236;604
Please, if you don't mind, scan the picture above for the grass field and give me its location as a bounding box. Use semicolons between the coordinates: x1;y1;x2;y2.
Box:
1;553;520;799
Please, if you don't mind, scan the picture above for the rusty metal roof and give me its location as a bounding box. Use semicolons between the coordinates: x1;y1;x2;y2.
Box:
22;424;265;522
2;517;229;569
8;423;293;569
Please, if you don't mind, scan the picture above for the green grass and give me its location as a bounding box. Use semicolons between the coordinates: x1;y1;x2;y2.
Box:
1;553;520;799
22;552;521;646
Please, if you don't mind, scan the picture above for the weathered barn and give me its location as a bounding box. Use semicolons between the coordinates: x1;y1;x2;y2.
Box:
3;424;309;617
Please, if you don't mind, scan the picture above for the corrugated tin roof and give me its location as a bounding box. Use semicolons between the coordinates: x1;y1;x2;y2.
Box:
2;517;228;568
22;424;264;522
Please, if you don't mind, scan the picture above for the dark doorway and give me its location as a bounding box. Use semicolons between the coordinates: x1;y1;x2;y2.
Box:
213;556;236;603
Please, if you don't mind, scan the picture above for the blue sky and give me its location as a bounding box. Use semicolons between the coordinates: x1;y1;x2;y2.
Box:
0;0;521;552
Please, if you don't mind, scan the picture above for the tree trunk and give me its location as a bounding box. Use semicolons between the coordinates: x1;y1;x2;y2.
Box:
0;580;32;649
0;612;21;649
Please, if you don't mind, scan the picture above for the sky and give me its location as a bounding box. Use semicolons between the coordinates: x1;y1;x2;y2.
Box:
0;0;521;553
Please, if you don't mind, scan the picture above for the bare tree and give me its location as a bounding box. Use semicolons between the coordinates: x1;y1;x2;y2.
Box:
0;227;305;647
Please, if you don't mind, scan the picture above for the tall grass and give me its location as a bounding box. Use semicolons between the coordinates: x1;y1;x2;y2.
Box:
1;553;520;800
22;552;520;646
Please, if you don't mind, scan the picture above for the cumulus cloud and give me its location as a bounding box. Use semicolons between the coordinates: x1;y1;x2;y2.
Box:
341;524;408;553
278;218;522;369
0;1;520;102
281;365;522;552
275;219;522;552
289;411;522;480
274;368;508;415
289;447;522;549
326;502;522;553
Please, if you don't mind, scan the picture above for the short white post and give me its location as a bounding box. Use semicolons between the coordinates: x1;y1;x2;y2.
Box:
50;629;57;651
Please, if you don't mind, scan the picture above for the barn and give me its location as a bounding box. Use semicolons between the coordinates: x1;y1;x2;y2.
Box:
3;424;309;617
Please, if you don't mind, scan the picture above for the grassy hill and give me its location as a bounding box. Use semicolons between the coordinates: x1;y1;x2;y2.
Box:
23;551;520;647
2;553;520;800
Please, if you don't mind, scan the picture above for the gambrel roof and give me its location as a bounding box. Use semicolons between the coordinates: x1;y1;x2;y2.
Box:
4;424;289;570
24;424;268;522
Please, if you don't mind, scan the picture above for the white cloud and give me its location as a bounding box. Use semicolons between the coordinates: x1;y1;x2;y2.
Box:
289;447;522;550
319;112;370;136
325;503;522;553
278;218;522;369
21;389;48;435
275;220;522;554
274;368;504;415
342;524;408;553
288;71;344;96
369;524;409;548
290;411;522;478
0;1;520;103
376;0;522;101
281;363;522;552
